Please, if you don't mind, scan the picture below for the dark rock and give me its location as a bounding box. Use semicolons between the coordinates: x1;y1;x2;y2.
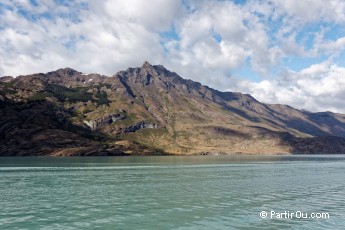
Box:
122;121;158;133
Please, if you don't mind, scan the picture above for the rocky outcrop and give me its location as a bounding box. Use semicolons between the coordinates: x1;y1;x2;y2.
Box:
84;113;126;131
122;121;158;133
0;76;13;82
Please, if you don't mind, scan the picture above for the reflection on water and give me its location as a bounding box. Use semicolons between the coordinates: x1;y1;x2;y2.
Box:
0;155;344;229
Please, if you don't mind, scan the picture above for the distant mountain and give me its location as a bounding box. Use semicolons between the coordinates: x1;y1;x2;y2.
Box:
1;62;345;156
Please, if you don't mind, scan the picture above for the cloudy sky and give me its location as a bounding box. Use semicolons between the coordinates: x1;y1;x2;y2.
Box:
1;0;345;113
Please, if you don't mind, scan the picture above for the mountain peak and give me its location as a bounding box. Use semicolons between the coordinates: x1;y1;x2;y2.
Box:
142;61;153;69
47;67;80;77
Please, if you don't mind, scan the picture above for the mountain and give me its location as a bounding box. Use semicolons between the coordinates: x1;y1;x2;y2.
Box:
1;62;345;156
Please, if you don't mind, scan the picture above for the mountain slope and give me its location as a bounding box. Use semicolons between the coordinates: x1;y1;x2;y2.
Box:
1;62;345;156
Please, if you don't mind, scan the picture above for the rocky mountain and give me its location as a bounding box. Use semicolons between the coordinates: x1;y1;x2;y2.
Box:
1;61;345;156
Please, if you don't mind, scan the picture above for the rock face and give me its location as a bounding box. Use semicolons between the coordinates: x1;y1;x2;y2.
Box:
2;61;345;156
84;113;126;131
122;122;158;133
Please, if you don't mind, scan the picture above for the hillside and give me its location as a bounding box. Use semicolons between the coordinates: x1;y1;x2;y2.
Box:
1;62;345;156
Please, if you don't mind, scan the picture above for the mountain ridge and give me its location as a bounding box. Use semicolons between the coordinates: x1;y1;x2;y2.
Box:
1;62;345;156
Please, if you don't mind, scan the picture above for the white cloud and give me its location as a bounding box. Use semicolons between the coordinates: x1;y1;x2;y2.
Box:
271;0;345;24
100;0;183;32
234;62;345;113
313;36;345;56
0;0;183;76
165;0;279;82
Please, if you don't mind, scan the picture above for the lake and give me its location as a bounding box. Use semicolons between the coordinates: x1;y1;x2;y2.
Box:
1;155;345;229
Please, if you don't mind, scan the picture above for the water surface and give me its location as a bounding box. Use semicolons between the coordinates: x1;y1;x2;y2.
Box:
1;155;344;229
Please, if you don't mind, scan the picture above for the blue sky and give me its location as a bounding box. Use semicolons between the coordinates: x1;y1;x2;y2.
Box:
1;0;345;113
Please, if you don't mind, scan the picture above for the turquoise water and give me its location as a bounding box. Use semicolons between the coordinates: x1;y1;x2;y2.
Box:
0;155;345;229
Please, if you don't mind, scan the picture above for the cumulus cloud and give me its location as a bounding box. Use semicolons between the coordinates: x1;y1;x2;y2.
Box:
0;0;183;76
271;0;345;24
233;61;345;113
1;0;345;113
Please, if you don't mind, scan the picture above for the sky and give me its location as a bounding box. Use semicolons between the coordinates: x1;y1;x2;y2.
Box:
1;0;345;113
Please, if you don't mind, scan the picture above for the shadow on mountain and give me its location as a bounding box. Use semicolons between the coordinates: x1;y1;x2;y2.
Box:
0;99;163;156
208;126;251;138
282;118;329;136
223;105;260;122
277;132;345;154
303;111;345;136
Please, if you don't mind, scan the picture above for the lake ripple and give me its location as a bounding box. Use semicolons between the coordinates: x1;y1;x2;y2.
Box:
0;155;344;229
